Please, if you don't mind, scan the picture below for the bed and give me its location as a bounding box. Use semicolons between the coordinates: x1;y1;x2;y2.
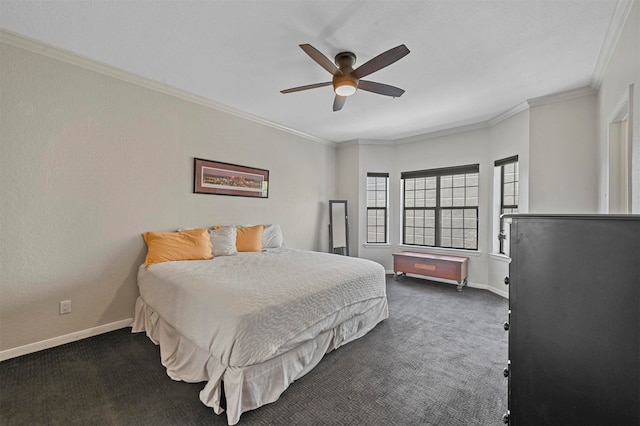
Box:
131;242;388;425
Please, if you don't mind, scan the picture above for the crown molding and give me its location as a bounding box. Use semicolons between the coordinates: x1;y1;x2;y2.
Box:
337;139;359;147
590;0;635;89
0;29;334;147
342;85;595;146
393;121;490;145
378;104;529;145
2;19;616;149
359;139;395;146
527;86;597;107
487;102;530;127
337;138;396;147
387;85;595;145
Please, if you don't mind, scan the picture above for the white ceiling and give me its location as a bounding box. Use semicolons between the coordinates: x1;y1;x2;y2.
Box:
0;0;622;143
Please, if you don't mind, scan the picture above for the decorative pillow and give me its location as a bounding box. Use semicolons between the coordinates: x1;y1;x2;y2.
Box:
210;226;238;256
143;228;213;267
236;225;264;252
262;224;284;248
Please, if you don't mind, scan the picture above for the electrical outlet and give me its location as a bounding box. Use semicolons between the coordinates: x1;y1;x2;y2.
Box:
59;300;71;314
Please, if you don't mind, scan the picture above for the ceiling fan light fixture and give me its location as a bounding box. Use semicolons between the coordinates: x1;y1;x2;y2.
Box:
334;81;357;96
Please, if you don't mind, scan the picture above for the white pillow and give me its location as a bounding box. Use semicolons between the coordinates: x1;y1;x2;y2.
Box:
262;224;284;248
210;226;237;256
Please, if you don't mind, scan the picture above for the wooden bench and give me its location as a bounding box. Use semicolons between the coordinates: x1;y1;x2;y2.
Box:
393;251;469;292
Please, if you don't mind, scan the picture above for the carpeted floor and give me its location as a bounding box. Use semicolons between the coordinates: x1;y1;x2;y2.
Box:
0;275;509;425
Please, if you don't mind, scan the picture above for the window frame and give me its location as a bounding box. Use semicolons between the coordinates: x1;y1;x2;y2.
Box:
401;164;480;250
366;172;389;244
495;155;519;255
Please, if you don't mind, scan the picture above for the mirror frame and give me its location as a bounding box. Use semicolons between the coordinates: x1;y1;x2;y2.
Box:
329;200;349;256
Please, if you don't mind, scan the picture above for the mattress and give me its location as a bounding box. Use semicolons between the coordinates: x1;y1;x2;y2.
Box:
132;248;388;424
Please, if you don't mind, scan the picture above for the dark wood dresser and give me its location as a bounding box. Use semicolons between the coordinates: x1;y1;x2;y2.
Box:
503;214;639;425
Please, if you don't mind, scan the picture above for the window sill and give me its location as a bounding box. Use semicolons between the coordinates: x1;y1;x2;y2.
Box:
397;244;483;257
490;253;511;263
362;243;391;248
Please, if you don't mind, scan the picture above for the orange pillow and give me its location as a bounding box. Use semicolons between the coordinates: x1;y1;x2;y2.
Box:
143;228;213;266
236;225;264;252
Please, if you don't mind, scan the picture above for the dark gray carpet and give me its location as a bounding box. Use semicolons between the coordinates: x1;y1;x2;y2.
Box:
0;276;508;425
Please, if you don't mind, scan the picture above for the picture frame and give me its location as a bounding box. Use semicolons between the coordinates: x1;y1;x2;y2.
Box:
193;158;269;198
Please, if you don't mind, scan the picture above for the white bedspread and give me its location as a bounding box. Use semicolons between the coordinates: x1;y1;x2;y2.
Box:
137;248;387;368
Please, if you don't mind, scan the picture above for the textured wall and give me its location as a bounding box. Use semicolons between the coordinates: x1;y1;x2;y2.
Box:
0;42;336;352
529;94;598;213
597;1;640;213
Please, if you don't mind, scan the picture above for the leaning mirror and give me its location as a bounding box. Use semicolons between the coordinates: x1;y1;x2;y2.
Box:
329;200;349;256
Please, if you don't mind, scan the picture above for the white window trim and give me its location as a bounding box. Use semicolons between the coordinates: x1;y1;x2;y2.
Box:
397;244;483;257
366;173;390;244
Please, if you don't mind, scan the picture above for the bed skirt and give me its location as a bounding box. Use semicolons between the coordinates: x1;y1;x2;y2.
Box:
131;296;388;425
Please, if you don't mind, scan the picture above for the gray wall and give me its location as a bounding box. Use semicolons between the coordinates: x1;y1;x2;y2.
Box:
597;1;640;213
0;42;337;354
342;92;599;298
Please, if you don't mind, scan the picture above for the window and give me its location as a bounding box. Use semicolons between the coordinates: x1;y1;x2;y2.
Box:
495;156;519;255
367;173;389;243
401;164;479;250
366;173;389;243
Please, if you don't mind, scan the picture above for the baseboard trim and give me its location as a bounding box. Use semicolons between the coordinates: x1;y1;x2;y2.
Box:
0;318;133;362
0;278;508;362
487;286;509;299
392;272;484;290
387;272;509;299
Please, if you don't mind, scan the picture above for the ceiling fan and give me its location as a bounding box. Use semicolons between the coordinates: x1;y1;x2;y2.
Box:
281;44;410;111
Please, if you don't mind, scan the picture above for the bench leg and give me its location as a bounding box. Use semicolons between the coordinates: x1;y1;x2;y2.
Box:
456;278;468;292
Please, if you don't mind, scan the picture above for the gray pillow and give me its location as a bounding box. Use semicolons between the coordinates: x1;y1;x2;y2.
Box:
262;224;284;248
210;226;237;256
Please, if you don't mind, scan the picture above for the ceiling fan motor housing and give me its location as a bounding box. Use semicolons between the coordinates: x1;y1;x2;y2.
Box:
335;51;356;68
333;51;358;95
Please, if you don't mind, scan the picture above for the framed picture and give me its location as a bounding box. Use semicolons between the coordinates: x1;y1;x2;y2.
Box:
194;158;269;198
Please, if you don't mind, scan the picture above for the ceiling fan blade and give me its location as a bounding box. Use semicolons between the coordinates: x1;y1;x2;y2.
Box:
333;95;347;112
353;44;410;79
299;44;342;75
358;80;405;97
280;81;332;94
